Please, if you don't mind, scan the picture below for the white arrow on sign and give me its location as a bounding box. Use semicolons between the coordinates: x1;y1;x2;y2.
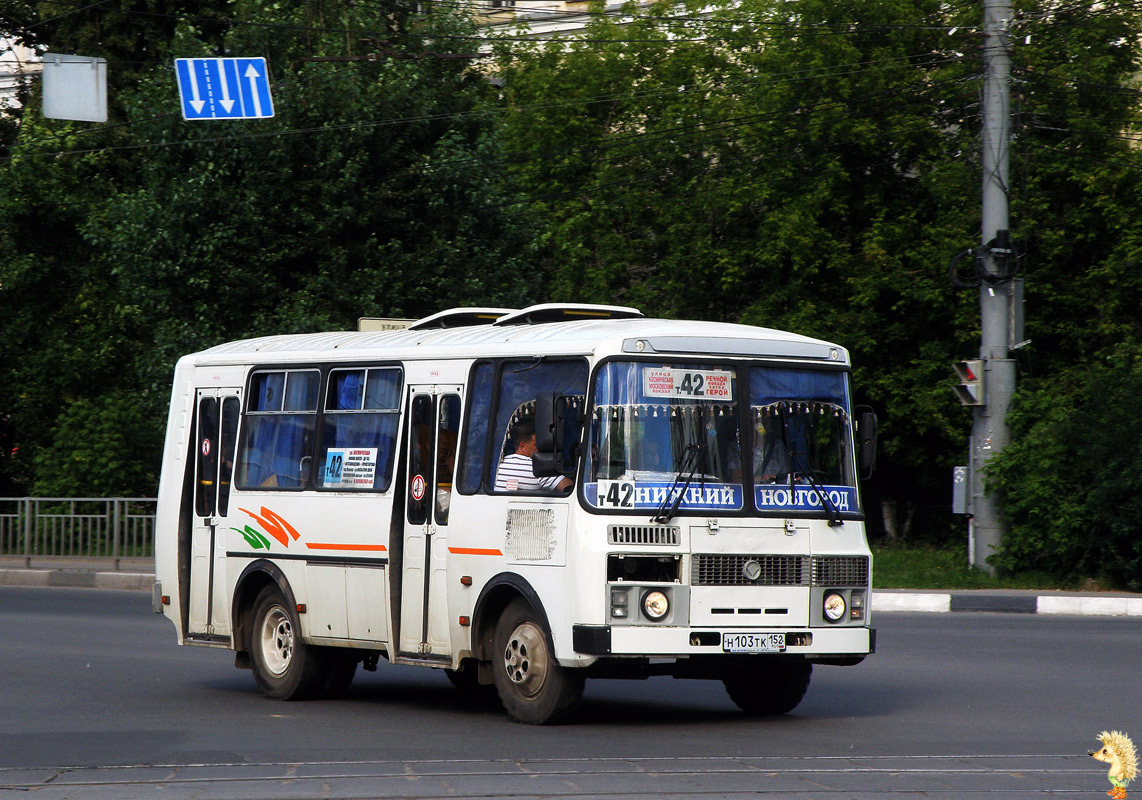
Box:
215;58;235;114
244;62;263;118
187;62;205;114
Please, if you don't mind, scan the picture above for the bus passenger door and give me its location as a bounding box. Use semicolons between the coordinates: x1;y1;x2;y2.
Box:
398;387;461;658
188;388;241;637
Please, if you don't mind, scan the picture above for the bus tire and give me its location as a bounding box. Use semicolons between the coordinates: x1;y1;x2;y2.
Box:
250;585;324;700
492;599;583;725
723;659;812;715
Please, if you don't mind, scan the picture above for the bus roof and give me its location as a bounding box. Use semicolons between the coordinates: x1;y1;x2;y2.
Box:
189;307;849;366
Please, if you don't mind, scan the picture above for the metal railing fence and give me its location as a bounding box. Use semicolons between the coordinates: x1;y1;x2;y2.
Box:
0;498;156;566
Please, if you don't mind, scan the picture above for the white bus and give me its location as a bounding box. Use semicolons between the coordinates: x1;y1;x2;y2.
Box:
153;304;877;724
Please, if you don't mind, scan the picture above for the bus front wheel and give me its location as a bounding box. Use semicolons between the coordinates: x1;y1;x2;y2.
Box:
492;599;584;724
722;659;812;715
250;585;324;700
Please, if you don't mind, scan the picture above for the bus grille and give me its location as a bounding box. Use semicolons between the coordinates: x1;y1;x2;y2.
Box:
812;556;870;586
608;525;680;546
691;554;810;586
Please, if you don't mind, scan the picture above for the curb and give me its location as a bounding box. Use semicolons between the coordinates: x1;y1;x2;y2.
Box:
872;591;1142;617
3;569;1142;616
0;568;153;592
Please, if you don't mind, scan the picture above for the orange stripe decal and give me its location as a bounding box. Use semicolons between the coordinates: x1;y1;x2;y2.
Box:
239;506;298;547
306;543;387;552
448;547;503;556
259;507;301;542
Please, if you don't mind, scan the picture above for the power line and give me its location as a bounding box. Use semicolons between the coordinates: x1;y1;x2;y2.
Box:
4;0;1131;215
484;115;960;217
411;0;980;33
1013;67;1142;97
1;47;974;162
27;0;114;29
468;74;979;181
22;0;988;47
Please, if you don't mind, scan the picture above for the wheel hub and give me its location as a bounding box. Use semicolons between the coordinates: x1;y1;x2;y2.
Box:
502;621;548;697
259;605;293;676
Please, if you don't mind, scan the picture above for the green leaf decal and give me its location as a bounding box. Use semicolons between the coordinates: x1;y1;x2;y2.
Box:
232;525;271;550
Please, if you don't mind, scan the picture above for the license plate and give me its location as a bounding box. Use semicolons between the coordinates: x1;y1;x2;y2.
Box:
721;632;786;653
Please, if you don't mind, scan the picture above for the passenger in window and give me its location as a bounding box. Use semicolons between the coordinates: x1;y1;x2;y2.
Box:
747;418;790;483
494;420;572;493
728;418;790;484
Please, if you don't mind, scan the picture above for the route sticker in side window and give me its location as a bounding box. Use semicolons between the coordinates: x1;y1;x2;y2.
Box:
641;367;733;401
322;447;378;489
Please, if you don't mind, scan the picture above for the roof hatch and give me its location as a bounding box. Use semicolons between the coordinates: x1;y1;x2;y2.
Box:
406;307;518;331
493;303;643;326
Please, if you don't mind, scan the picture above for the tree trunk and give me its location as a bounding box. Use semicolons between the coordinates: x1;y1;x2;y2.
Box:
881;499;899;543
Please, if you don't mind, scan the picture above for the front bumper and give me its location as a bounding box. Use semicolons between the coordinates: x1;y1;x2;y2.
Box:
574;623;875;660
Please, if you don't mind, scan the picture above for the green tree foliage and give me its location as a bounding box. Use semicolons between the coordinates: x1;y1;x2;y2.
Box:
1010;0;1142;370
492;0;984;538
491;0;1142;570
983;2;1142;582
987;351;1142;590
0;0;538;496
2;0;1142;589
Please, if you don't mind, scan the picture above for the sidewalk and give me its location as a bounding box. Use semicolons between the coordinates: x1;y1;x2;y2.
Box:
2;558;1141;616
0;557;154;591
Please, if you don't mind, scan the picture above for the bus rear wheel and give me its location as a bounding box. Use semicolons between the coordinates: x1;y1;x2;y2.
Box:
722;659;812;715
250;585;324;700
492;599;583;725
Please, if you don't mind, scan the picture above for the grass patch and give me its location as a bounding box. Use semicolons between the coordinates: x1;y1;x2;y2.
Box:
871;544;1084;590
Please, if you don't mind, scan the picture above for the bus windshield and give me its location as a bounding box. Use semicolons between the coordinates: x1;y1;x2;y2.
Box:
583;361;860;517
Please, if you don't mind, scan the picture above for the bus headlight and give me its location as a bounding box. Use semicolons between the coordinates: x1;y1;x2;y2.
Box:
642;590;670;621
823;592;847;622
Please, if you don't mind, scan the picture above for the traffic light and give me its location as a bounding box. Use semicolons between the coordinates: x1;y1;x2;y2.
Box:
953;360;985;406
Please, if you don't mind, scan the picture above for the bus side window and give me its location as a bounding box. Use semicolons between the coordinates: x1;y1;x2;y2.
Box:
317;367;402;491
236;370;319;490
487;359;588;494
195;397;219;517
407;395;434;525
218;397;239;515
434;395;460;524
458;361;494;494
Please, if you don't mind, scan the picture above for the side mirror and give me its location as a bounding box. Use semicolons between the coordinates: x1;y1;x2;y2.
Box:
535;392;558;453
856;407;878;479
533;393;580;478
532;451;559;478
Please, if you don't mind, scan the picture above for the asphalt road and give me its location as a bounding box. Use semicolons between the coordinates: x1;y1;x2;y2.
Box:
1;586;1139;799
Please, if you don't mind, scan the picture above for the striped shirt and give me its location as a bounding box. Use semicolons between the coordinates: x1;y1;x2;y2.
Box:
494;453;563;492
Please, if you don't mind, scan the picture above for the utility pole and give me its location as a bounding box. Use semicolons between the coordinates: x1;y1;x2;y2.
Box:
970;0;1016;573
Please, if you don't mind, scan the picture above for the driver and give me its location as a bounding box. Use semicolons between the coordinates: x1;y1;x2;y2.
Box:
495;420;572;493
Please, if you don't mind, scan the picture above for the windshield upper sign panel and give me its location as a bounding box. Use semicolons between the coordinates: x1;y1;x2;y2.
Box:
641;367;734;401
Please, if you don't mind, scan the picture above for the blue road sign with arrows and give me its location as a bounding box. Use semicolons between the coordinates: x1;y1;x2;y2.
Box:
175;57;275;121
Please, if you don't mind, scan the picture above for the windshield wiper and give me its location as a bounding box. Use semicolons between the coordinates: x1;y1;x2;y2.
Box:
789;450;843;527
652;442;702;524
